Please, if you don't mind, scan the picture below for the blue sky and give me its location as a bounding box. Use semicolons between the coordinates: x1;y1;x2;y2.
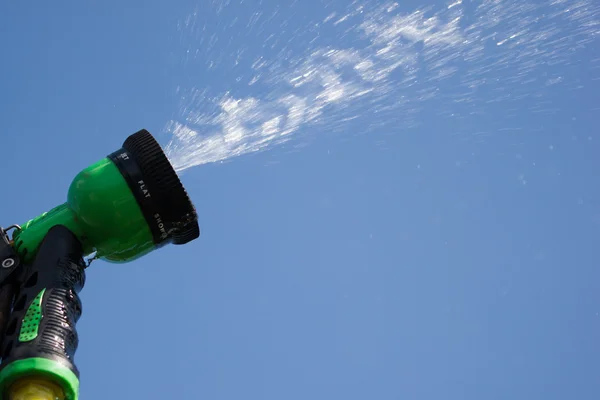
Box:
1;0;599;399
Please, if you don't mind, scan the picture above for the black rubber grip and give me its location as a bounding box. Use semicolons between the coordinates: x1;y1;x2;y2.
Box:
0;225;85;377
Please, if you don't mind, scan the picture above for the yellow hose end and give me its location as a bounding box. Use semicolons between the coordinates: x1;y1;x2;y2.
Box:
8;378;65;400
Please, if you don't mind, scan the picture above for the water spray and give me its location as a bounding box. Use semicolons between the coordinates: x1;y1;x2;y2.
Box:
0;129;200;399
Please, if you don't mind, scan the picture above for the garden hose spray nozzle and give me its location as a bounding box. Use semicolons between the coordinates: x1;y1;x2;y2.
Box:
0;129;200;400
14;128;200;264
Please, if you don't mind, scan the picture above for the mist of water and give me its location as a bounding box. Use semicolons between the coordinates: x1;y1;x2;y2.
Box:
163;0;599;172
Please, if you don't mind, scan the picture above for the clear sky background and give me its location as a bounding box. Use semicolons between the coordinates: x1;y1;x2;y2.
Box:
1;0;599;399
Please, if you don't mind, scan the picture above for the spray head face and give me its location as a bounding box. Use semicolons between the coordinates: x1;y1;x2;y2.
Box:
13;129;200;264
108;129;199;246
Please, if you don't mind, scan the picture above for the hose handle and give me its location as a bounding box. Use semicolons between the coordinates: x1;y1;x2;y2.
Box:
0;225;86;400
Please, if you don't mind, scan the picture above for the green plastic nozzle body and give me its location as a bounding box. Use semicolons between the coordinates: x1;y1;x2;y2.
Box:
13;157;154;264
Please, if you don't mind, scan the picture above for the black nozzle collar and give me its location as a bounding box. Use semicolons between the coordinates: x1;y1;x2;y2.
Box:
109;129;200;246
